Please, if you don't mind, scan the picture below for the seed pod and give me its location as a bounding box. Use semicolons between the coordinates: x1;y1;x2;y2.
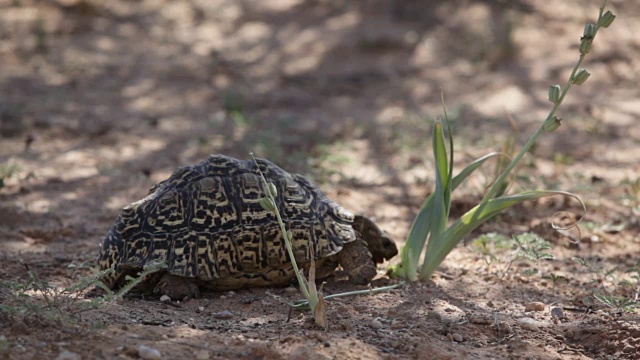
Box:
259;197;276;211
543;116;562;133
548;85;561;103
583;23;597;38
572;69;590;85
286;230;293;240
579;39;592;55
598;11;615;28
268;182;278;197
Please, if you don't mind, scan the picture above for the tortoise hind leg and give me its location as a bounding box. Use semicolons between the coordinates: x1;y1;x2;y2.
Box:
337;238;377;285
154;273;200;300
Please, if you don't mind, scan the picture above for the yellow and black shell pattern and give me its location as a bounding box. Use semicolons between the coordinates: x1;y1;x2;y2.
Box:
98;154;356;288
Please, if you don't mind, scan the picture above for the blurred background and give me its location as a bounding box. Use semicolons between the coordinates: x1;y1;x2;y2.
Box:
0;0;638;251
1;1;640;358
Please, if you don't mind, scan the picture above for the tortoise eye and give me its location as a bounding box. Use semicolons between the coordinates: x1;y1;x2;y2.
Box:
383;239;393;249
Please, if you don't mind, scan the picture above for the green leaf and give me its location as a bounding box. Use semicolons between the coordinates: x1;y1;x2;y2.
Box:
451;152;506;190
419;190;583;278
420;120;452;278
391;152;506;280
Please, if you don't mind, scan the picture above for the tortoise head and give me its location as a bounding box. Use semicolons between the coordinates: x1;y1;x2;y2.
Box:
352;215;398;264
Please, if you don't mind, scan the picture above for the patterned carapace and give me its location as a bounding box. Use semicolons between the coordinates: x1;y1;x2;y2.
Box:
99;154;359;290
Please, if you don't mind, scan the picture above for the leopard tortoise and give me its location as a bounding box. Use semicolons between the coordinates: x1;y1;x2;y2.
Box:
98;154;398;300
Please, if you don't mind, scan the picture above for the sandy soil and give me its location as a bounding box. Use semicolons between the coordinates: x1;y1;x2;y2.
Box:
1;0;639;359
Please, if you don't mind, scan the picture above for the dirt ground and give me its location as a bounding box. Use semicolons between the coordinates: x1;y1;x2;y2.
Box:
1;0;639;359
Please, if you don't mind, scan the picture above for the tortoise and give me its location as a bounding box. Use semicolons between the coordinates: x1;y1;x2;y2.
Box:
98;154;398;300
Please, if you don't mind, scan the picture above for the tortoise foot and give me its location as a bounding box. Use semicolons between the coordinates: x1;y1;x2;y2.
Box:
154;273;200;301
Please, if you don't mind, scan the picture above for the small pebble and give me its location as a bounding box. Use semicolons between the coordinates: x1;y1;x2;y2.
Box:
390;320;404;330
517;317;540;331
452;333;464;343
55;351;81;360
198;306;205;312
550;307;566;320
213;310;234;319
284;287;298;294
623;344;635;354
524;302;545;312
160;295;171;302
120;345;138;356
370;319;383;329
469;315;492;325
138;345;162;360
194;349;210;360
354;304;368;312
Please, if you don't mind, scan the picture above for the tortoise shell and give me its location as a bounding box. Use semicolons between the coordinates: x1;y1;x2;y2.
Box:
98;154;357;289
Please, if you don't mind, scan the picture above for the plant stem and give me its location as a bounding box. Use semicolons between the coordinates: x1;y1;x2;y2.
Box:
475;51;592;216
478;1;608;207
250;154;313;305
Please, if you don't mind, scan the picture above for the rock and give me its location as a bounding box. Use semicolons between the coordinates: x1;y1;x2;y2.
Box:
289;345;329;360
390;320;404;330
194;349;210;360
213;310;234;319
452;333;464;342
426;311;442;321
469;315;492;325
160;295;171;302
120;345;138;356
371;319;383;329
55;351;81;360
354;304;368;312
138;345;162;360
517;317;540;331
524;302;545;312
550;307;566;320
198;306;205;312
10;320;30;335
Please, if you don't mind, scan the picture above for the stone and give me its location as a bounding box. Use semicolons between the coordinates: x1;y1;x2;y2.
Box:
138;345;162;360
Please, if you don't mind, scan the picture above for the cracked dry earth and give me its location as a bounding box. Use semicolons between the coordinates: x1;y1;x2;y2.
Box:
1;0;640;359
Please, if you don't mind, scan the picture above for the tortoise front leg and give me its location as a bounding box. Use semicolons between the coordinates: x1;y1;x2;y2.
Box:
337;238;377;285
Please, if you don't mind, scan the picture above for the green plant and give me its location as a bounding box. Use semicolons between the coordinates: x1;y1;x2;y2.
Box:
252;153;327;328
0;335;9;356
501;233;554;279
389;1;613;281
593;293;640;313
469;232;510;270
0;261;166;326
572;256;617;291
543;272;567;292
251;154;402;328
0;162;21;190
621;262;640;301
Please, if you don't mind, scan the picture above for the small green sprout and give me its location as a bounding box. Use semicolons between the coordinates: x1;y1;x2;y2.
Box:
593;293;639;313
